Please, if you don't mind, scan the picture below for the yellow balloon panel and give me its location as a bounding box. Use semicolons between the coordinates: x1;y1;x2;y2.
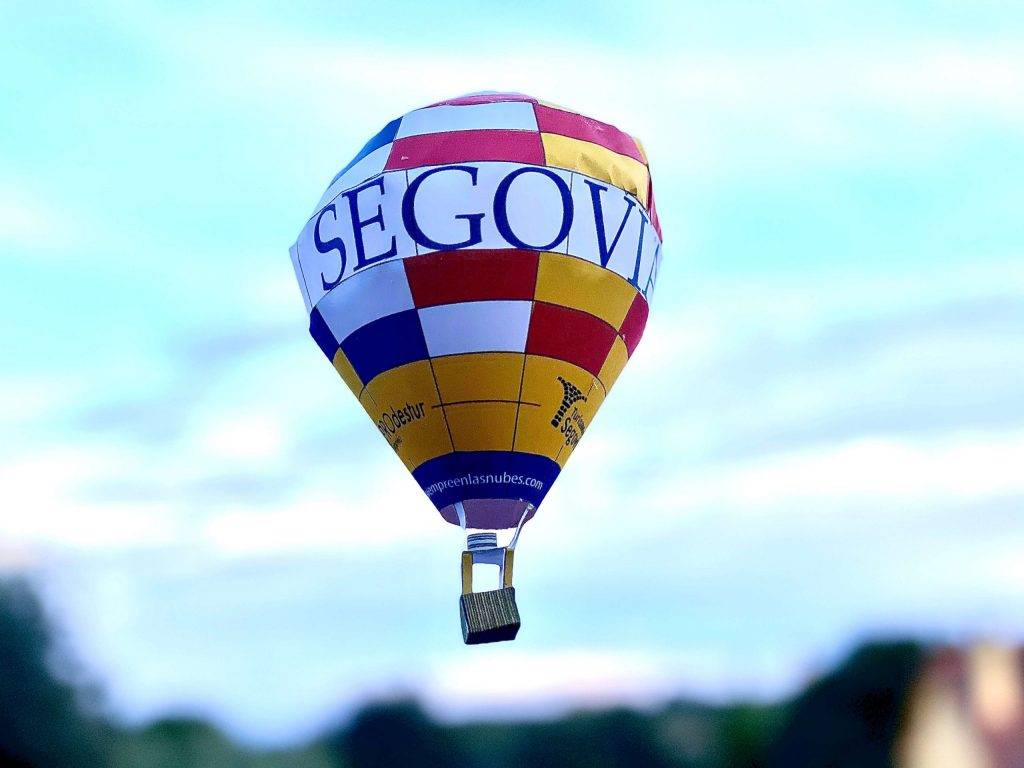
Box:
331;349;364;398
446;401;518;452
513;354;606;467
540;132;650;207
555;376;605;467
597;336;630;392
535;252;638;330
359;360;452;470
431;352;524;404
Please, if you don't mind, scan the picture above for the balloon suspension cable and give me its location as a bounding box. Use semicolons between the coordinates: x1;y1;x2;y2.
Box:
454;500;467;530
508;503;533;550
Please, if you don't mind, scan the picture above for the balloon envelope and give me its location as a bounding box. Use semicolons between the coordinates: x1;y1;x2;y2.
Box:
290;92;662;529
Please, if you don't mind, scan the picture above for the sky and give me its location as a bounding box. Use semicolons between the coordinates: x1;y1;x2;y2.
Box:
2;0;1023;747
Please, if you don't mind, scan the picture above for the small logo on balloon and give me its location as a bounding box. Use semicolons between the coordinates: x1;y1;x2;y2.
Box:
377;401;426;452
561;408;586;448
551;377;586;428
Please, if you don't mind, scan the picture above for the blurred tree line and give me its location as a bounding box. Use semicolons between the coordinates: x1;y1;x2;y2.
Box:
0;579;924;768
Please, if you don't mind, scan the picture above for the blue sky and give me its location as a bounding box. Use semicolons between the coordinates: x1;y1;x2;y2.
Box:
2;0;1023;746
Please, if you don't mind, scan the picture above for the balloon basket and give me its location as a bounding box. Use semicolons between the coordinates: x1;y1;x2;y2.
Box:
459;587;520;644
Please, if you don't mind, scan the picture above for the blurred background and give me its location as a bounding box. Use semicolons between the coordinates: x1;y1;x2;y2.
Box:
2;1;1023;766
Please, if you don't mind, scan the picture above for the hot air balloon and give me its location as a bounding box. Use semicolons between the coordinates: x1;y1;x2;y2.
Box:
289;92;662;644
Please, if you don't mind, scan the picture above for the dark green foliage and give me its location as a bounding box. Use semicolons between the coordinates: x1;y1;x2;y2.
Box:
717;702;790;768
329;701;462;768
111;718;334;768
0;579;110;768
423;700;787;768
765;641;926;768
509;708;667;768
112;718;249;768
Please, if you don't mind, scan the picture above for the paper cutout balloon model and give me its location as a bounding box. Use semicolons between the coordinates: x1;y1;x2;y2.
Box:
289;92;662;643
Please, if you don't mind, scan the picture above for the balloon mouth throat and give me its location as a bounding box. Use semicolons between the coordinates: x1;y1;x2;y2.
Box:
439;498;535;530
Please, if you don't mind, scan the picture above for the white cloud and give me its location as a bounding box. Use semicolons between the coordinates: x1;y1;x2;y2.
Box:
0;444;184;550
153;29;1024;179
671;430;1024;514
0;376;72;427
421;646;803;719
192;412;289;466
199;475;446;557
0;181;98;255
0;185;52;248
426;649;692;714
